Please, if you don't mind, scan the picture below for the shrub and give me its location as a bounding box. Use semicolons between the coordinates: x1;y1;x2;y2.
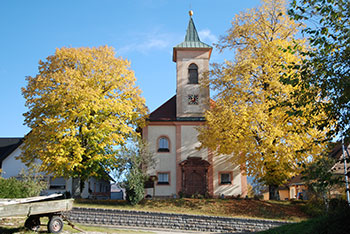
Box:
328;198;349;214
0;168;47;198
302;199;326;217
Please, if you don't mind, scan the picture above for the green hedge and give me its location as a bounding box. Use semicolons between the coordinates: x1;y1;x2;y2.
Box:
0;171;47;198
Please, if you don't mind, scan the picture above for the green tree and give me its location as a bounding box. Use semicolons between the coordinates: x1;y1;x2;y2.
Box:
198;0;328;200
21;46;147;196
288;0;350;138
115;137;155;205
302;154;343;211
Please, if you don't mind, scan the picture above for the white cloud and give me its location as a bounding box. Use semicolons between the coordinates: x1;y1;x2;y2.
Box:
144;38;169;50
198;29;218;44
117;28;218;56
117;29;180;55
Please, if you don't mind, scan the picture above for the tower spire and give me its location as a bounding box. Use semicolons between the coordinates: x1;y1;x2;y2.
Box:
172;11;212;62
184;15;201;42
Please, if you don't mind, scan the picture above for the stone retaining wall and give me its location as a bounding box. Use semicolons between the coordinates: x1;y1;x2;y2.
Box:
66;207;293;233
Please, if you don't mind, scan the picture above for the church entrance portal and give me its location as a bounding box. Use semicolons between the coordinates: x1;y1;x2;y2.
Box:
180;157;210;197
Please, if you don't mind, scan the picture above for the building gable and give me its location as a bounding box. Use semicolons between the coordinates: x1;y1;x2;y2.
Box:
0;138;23;168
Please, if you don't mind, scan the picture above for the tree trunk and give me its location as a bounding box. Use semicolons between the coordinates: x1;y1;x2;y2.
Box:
269;184;280;200
71;178;81;198
72;177;85;198
79;178;85;198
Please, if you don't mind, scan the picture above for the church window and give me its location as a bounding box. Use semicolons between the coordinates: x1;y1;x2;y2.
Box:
158;136;170;152
157;172;170;185
219;172;232;185
188;63;198;84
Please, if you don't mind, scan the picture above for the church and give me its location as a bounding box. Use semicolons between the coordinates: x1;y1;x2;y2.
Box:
143;12;247;198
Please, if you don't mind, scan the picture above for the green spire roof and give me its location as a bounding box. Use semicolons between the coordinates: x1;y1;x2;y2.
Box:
174;16;212;49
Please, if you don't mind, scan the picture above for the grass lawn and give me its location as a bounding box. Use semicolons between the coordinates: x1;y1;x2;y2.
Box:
260;209;350;234
74;198;309;221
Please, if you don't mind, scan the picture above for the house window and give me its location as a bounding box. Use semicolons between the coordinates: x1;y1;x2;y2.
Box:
49;177;66;190
157;172;170;185
188;63;198;84
158;137;170;152
219;172;232;185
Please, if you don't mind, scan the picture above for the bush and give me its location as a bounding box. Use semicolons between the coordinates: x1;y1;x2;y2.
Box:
328;198;349;213
0;168;47;198
263;207;350;234
301;197;349;218
301;199;325;217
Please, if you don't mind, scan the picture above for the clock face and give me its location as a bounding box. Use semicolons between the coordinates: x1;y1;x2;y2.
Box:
188;94;199;105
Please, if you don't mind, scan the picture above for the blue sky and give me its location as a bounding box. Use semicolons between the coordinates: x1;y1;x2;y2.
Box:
0;0;262;137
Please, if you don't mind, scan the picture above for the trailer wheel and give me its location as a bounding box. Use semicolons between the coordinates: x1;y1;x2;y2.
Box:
47;216;64;233
24;215;41;231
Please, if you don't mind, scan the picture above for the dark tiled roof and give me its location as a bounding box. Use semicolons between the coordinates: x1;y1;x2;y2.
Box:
0;138;23;164
149;95;176;121
328;142;349;160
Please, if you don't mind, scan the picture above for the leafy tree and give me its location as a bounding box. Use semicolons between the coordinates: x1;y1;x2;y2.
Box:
21;46;147;196
288;0;350;138
302;155;342;210
115;137;155;205
198;0;328;199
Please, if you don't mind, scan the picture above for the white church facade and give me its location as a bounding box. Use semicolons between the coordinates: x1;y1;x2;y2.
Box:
143;13;247;198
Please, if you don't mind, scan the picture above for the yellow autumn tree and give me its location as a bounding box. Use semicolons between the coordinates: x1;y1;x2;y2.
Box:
21;46;147;195
198;0;329;199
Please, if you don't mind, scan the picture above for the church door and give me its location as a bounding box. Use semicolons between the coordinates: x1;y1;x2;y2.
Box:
185;169;206;195
180;157;210;196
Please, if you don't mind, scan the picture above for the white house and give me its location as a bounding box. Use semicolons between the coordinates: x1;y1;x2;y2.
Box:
0;137;111;199
142;13;247;198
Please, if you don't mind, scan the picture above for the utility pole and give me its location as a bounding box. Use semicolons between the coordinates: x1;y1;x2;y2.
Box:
341;138;350;206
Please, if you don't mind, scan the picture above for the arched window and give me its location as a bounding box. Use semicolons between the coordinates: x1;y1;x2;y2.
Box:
158;137;170;152
188;63;198;84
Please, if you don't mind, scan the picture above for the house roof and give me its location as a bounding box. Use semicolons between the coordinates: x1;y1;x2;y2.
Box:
329;142;350;175
288;174;304;186
148;95;177;121
0;138;23;164
328;142;349;160
148;95;210;122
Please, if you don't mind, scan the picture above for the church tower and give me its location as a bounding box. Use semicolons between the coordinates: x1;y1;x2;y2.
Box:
144;12;247;199
173;11;212;119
